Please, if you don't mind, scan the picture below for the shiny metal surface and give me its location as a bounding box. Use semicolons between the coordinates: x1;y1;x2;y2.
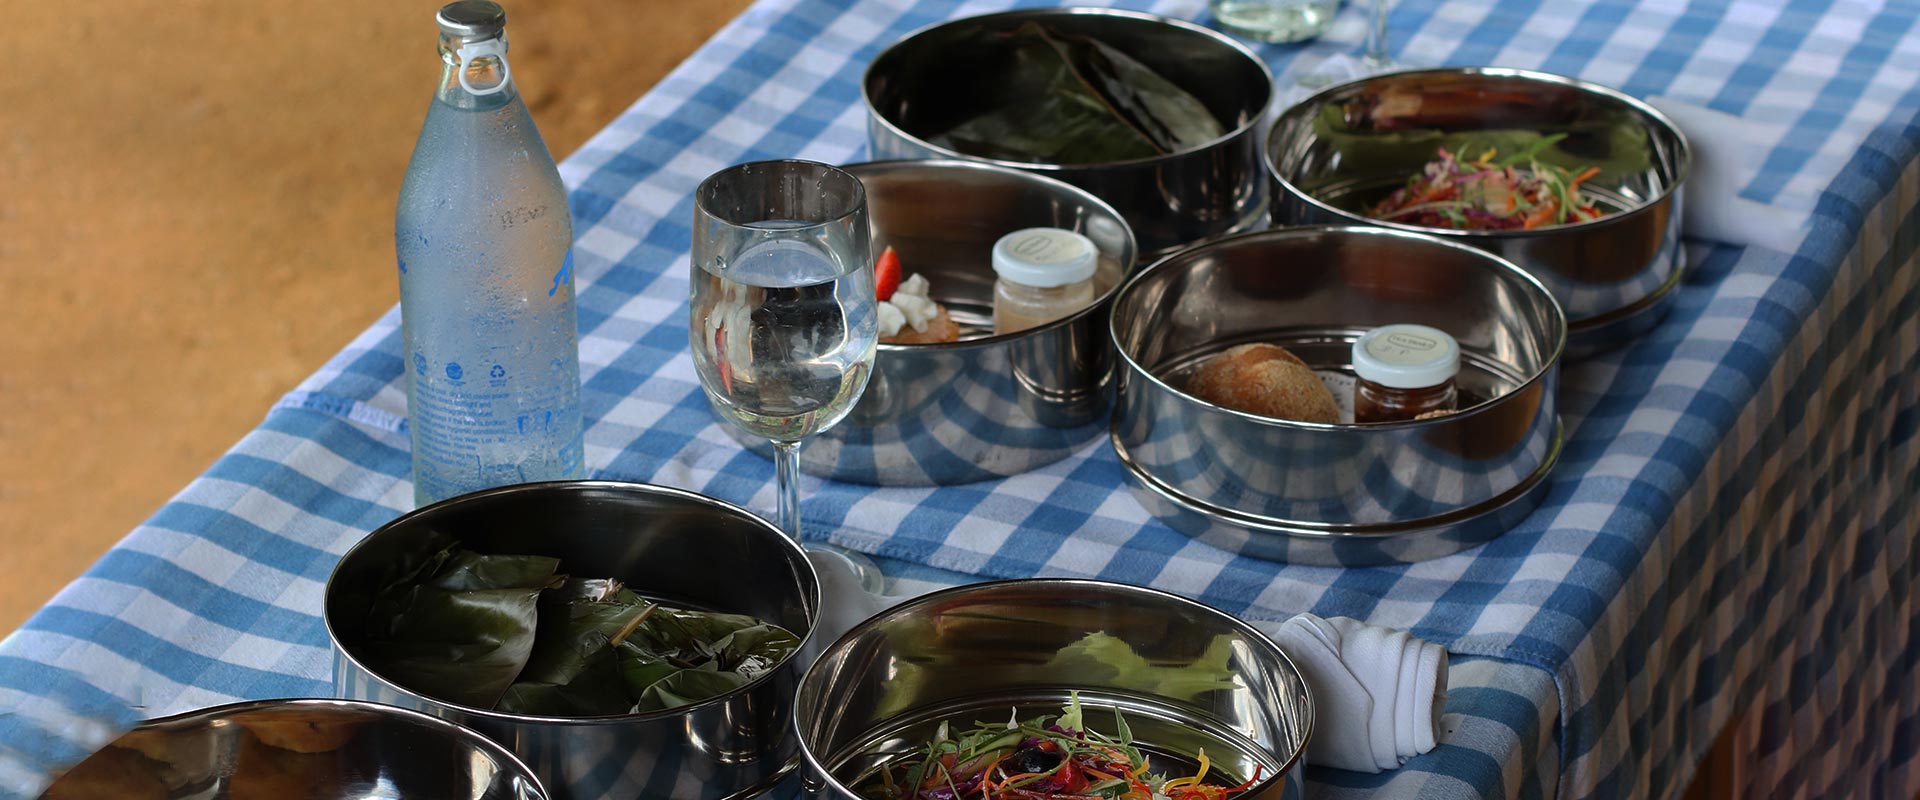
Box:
325;481;820;800
720;160;1137;485
863;8;1273;257
1266;68;1689;357
795;580;1311;800
1110;227;1565;565
38;699;545;799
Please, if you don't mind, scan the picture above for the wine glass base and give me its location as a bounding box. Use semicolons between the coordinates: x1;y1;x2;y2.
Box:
805;543;887;594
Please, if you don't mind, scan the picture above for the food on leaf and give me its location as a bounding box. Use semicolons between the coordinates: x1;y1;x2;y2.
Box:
1367;137;1608;230
852;693;1261;800
350;535;800;716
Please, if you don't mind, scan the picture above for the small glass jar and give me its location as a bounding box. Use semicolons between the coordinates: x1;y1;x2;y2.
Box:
1352;324;1460;423
992;228;1098;335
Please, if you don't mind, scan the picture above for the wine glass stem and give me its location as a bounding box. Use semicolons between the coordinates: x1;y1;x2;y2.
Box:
1363;0;1391;66
772;439;804;542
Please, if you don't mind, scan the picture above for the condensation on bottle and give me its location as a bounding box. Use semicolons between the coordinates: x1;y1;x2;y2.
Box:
395;0;584;506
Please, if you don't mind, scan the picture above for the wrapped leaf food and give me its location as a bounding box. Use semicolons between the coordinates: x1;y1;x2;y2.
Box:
933;22;1224;164
350;534;801;717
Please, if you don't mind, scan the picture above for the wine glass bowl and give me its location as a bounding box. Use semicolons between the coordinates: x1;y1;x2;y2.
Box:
690;159;883;590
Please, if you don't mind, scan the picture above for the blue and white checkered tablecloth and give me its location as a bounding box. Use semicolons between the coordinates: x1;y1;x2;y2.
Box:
4;0;1918;798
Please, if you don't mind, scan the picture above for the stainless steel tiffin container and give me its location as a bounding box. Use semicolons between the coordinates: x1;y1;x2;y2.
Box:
1267;67;1688;356
794;580;1313;800
325;481;820;800
720;160;1138;485
36;698;546;800
864;7;1274;257
1110;227;1566;565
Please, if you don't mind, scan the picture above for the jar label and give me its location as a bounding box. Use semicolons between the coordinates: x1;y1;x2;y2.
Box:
1367;330;1444;364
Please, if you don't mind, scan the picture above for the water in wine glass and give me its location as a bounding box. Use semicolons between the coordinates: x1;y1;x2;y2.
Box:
691;225;877;443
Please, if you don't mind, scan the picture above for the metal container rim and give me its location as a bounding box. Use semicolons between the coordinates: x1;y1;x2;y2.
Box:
323;479;822;726
1108;225;1568;431
1113;417;1564;536
843;158;1141;351
1264;66;1693;238
861;7;1276;172
794;577;1313;798
695;159;869;231
119;697;551;798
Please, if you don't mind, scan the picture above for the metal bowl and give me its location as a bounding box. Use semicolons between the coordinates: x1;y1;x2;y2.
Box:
324;481;820;800
37;698;545;799
1266;67;1688;356
719;160;1137;485
795;579;1312;800
1110;227;1565;565
864;8;1273;258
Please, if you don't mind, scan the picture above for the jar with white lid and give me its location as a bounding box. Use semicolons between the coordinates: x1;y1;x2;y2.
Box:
992;227;1098;335
1352;324;1461;423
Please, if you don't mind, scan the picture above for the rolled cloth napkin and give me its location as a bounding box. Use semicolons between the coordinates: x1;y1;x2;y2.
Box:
1628;97;1812;252
804;556;1448;774
1258;614;1448;773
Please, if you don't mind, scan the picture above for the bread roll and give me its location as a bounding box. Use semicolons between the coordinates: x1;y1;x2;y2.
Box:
1187;343;1339;423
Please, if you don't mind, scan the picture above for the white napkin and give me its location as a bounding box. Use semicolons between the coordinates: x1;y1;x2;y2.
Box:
1644;97;1811;253
1258;614;1448;773
803;557;1448;774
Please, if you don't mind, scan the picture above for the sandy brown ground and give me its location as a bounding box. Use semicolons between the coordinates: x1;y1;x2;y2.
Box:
0;0;750;633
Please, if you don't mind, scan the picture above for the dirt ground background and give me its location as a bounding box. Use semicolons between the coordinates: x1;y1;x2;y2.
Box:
0;0;751;632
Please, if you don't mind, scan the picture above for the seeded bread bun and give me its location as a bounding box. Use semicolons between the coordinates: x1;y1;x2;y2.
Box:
1187;343;1339;423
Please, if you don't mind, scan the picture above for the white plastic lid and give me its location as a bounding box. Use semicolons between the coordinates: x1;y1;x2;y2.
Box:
992;228;1098;288
1352;324;1461;389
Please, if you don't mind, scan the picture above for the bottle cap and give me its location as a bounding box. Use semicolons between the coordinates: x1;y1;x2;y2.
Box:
437;0;507;40
992;228;1098;288
1352;324;1460;389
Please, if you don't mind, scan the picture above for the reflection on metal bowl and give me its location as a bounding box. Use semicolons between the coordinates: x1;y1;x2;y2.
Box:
795;580;1311;800
1267;67;1689;357
863;8;1273;258
37;699;545;800
1109;227;1566;565
719;160;1137;485
324;481;819;800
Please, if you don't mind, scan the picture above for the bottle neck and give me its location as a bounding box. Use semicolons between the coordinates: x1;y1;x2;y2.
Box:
435;32;517;110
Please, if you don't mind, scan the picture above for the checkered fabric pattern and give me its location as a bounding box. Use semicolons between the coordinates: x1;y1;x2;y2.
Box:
2;1;1917;798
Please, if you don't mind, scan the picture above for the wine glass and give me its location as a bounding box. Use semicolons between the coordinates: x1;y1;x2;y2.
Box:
1358;0;1398;73
1296;0;1405;91
690;159;885;593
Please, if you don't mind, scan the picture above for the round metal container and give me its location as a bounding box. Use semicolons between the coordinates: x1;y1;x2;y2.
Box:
324;481;820;800
719;160;1137;485
795;580;1311;800
37;698;545;799
1266;67;1689;356
863;8;1273;258
1110;227;1566;565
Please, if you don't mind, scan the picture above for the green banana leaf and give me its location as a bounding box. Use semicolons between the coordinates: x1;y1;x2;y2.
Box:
356;540;800;716
494;578;653;716
935;22;1223;165
1304;102;1653;209
634;666;759;713
354;535;563;709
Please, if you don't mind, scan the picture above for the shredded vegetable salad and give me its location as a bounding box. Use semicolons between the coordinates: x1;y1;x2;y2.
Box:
1368;135;1608;231
854;695;1261;800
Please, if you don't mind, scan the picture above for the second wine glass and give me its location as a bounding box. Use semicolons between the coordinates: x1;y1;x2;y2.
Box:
690;159;884;593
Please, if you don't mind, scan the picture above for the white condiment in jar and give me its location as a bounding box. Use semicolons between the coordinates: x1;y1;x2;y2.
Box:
991;227;1099;335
